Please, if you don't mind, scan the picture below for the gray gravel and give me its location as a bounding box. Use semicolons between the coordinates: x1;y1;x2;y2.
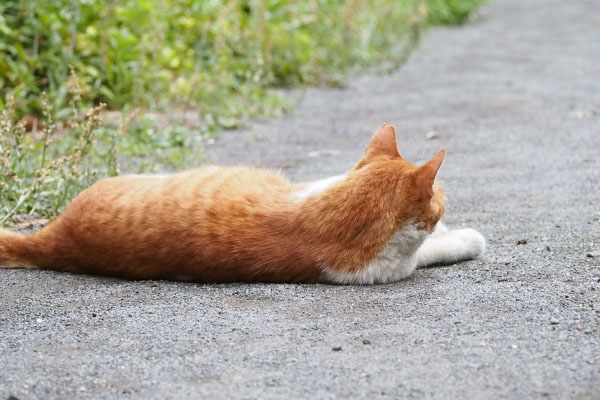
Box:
1;0;599;398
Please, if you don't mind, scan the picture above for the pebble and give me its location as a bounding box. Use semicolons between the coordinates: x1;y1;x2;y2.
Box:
550;318;560;325
425;130;439;140
362;339;371;345
516;239;528;245
332;346;343;352
308;150;341;158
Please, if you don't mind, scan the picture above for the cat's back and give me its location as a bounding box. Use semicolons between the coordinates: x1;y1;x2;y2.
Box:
33;165;298;279
58;165;293;230
76;165;289;203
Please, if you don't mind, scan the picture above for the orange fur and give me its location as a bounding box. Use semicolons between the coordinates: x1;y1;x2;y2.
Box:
0;124;446;283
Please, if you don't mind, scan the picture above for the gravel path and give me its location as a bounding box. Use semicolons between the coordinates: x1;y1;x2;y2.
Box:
1;0;599;398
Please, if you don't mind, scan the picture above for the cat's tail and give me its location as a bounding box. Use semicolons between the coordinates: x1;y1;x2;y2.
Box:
0;228;42;269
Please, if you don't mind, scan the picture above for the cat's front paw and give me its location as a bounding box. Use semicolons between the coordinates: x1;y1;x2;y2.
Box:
451;228;486;260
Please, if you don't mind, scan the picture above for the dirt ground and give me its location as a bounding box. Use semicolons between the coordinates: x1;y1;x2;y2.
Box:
1;0;599;398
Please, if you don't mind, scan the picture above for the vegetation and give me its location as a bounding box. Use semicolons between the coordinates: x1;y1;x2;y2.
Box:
0;0;484;225
426;0;484;24
0;84;207;225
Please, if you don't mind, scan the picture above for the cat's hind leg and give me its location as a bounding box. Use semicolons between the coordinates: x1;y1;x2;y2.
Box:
416;223;485;267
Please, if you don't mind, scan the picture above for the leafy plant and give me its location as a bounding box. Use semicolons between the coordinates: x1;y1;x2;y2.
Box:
0;0;484;127
426;0;485;24
0;94;106;224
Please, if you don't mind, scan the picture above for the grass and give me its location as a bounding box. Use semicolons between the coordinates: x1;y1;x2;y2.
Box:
0;93;106;224
0;80;208;225
0;0;485;226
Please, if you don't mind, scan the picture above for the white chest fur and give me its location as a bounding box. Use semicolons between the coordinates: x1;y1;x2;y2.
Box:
321;223;428;285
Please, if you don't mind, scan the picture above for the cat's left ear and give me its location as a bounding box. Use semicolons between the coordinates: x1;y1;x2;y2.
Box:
365;123;402;158
414;149;445;198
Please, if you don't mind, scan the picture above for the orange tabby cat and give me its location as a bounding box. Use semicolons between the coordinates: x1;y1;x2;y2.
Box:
0;124;485;284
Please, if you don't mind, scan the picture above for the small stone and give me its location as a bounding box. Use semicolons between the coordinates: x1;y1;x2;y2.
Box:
550;318;559;325
569;109;596;119
92;313;97;317
362;339;371;345
332;346;343;352
546;245;551;251
516;239;528;245
425;130;438;140
576;326;583;331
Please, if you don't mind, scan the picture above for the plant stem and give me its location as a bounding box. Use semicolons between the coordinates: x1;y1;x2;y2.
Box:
0;189;34;225
40;129;49;170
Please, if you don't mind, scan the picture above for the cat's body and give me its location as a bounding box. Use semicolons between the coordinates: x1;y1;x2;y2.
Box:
0;124;485;284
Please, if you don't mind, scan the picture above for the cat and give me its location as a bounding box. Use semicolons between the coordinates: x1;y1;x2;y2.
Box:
0;124;485;284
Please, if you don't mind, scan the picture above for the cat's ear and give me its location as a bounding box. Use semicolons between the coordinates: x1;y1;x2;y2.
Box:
365;123;402;158
414;149;446;198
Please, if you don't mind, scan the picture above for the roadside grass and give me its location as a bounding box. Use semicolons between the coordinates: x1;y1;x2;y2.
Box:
0;90;209;226
0;93;106;225
1;0;427;120
0;0;485;226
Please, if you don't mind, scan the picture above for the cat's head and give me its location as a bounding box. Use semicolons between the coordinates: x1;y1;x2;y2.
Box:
353;123;446;231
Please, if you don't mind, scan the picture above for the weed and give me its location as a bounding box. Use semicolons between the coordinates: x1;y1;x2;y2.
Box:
0;0;484;127
0;93;105;224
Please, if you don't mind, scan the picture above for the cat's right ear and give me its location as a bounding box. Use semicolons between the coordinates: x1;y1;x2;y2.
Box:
365;123;402;158
414;149;446;198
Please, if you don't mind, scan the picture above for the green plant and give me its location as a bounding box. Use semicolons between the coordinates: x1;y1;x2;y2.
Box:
0;94;106;224
426;0;485;24
0;81;211;226
0;0;484;127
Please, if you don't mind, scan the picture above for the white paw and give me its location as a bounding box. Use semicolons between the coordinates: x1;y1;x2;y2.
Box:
450;228;486;259
416;226;486;267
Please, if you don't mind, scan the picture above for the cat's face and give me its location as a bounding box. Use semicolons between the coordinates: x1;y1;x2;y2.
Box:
415;180;446;232
355;124;446;232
